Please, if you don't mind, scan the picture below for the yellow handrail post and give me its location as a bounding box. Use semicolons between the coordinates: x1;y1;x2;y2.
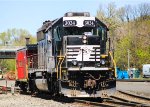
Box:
109;51;117;77
59;56;65;80
56;59;61;79
57;50;65;79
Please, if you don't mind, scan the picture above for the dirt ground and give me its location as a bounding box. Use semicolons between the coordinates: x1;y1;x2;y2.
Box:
117;81;150;98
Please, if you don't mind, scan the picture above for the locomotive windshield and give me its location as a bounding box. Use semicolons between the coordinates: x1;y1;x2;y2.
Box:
64;27;97;35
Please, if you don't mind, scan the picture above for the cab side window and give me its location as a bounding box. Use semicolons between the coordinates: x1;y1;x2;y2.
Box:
98;26;106;41
54;26;61;41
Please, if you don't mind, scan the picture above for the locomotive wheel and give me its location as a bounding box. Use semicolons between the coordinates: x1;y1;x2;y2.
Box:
19;82;27;92
52;80;60;95
29;79;38;94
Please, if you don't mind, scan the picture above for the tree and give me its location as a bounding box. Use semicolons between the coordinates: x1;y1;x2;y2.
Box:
138;3;150;19
96;2;150;70
117;7;125;22
0;28;36;46
97;3;120;53
0;28;36;72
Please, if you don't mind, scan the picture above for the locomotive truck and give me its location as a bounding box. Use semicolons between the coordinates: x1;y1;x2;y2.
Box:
15;12;116;98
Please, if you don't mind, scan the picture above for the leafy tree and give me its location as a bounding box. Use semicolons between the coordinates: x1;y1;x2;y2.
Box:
0;28;36;73
0;28;36;46
96;3;150;70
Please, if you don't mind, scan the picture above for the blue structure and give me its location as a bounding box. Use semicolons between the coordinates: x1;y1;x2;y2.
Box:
117;68;129;79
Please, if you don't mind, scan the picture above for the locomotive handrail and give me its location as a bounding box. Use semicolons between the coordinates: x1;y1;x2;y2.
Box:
56;58;61;79
56;54;66;79
109;51;117;77
59;55;66;80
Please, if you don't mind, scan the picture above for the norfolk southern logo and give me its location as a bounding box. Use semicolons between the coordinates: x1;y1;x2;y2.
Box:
79;47;91;55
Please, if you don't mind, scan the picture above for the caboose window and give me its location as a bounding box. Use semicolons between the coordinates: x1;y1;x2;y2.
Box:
19;61;23;67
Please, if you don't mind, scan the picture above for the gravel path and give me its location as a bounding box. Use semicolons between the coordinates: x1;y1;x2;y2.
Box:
0;93;86;107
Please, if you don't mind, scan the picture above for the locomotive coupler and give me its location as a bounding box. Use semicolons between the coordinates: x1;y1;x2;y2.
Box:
84;79;96;89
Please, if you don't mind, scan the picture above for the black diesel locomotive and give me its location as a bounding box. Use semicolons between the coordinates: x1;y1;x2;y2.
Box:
15;12;116;98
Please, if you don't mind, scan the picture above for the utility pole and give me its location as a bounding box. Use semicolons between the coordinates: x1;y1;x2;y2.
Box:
128;49;130;72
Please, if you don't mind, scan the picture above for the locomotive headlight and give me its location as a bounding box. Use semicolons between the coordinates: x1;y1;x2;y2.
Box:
72;60;77;66
82;35;87;44
82;39;87;44
83;35;87;40
78;62;83;68
100;59;105;65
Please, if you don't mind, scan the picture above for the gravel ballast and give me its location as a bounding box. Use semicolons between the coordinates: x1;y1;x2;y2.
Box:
0;93;86;107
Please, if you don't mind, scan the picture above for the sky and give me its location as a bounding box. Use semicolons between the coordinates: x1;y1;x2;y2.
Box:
0;0;150;35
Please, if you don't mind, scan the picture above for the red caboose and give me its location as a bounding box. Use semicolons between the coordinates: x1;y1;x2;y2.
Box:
16;48;27;79
15;44;37;91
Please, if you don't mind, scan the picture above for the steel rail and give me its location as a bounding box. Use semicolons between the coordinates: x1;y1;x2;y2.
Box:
109;96;150;107
117;79;150;82
110;95;143;104
0;86;20;92
104;99;149;107
74;97;149;107
74;99;114;107
117;90;150;101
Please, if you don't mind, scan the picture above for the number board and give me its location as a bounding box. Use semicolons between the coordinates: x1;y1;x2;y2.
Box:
63;20;77;26
83;20;95;27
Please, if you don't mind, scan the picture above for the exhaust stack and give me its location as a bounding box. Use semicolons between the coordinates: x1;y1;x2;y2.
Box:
25;37;30;45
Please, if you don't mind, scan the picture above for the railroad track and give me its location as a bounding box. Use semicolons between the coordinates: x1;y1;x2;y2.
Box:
117;79;150;82
74;99;114;107
36;94;145;107
105;97;150;107
105;90;150;107
1;86;149;107
117;90;150;101
73;90;150;107
0;85;20;94
74;97;150;107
